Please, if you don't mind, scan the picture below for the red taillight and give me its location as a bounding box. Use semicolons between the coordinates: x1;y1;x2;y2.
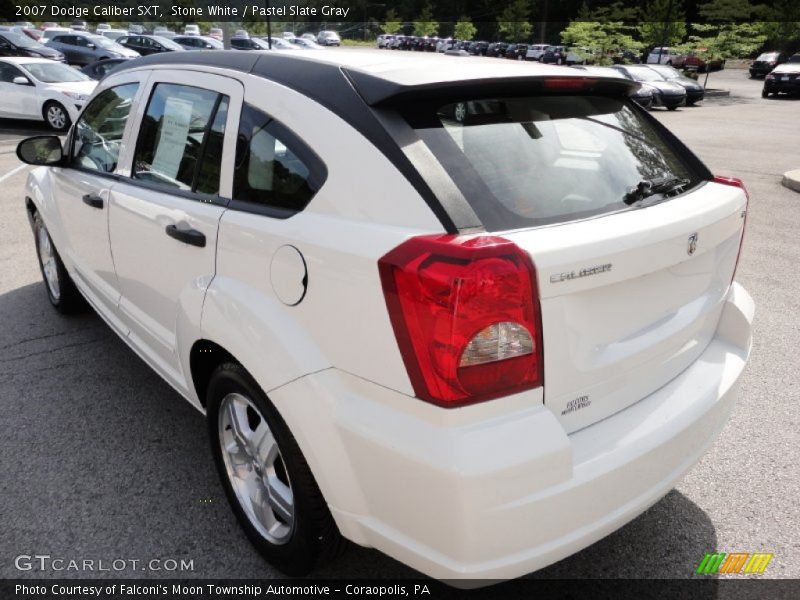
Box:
543;77;596;90
713;176;749;283
378;235;543;407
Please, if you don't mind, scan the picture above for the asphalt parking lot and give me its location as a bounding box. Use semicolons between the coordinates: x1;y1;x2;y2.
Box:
0;58;798;583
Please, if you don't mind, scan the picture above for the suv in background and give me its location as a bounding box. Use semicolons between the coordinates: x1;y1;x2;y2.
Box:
317;31;341;46
647;46;681;65
525;43;550;61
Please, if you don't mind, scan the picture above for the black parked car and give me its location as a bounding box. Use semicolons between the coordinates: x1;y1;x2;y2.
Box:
505;43;528;60
612;65;687;110
749;51;788;78
486;42;509;58
80;57;130;80
467;41;490;56
763;53;800;97
173;35;223;50
647;64;705;105
541;45;567;64
0;30;64;61
397;36;416;50
117;35;184;56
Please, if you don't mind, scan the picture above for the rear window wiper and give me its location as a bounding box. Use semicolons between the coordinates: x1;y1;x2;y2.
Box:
624;177;691;205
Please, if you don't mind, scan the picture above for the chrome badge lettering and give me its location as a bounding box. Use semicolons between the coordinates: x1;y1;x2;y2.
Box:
550;264;612;284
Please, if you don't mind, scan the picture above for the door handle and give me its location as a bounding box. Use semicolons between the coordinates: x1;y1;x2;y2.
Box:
82;194;104;209
165;224;206;248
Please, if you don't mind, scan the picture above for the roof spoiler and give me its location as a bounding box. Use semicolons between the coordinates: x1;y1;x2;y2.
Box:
344;68;640;107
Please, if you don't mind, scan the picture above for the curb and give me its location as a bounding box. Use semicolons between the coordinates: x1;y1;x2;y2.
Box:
704;89;731;97
782;170;800;193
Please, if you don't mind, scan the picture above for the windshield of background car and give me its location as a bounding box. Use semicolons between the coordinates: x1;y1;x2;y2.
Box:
1;31;40;48
627;68;664;82
87;35;118;49
756;53;779;61
152;36;183;50
23;62;89;83
788;55;800;63
407;95;701;230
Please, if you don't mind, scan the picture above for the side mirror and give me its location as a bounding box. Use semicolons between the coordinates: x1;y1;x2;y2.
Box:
87;43;96;49
16;136;63;166
13;76;31;86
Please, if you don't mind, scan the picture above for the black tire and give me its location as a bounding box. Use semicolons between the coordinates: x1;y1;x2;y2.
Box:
762;89;769;98
207;363;345;576
32;212;85;314
43;101;71;132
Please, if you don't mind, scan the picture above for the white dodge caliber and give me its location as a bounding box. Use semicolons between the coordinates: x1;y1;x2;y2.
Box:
17;51;753;583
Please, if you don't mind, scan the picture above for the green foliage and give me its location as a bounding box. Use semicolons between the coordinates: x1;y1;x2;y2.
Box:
413;3;439;37
560;2;641;55
381;8;403;35
454;17;477;41
638;0;687;49
496;0;533;42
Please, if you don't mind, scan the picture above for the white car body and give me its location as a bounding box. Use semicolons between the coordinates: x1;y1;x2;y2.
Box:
40;27;70;42
21;52;752;583
317;31;341;46
648;46;682;65
0;57;95;124
525;43;550;60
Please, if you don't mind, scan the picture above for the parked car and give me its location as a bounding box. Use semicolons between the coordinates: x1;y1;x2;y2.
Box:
234;30;250;39
127;24;144;35
16;51;751;584
290;38;324;51
467;41;490;56
40;28;71;42
648;64;705;105
95;24;111;34
208;28;223;40
377;34;395;48
486;42;508;58
80;57;130;80
525;43;550;61
261;38;299;51
416;37;439;52
763;53;800;97
70;20;87;31
541;46;591;66
317;31;341;46
573;65;655;109
46;33;139;66
613;49;641;64
0;56;95;129
116;35;184;56
173;35;223;50
612;64;687;110
184;24;201;36
0;30;65;61
100;29;129;42
749;51;788;78
505;43;529;60
647;46;682;65
300;33;316;41
673;49;725;72
231;37;272;51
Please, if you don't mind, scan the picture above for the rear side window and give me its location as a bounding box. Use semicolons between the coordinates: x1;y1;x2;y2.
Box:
408;95;701;230
231;104;326;216
132;83;229;196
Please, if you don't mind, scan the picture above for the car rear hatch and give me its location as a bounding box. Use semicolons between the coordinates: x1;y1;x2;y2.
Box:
360;71;747;431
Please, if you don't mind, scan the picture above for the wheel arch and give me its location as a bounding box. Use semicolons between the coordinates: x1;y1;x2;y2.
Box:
189;338;238;408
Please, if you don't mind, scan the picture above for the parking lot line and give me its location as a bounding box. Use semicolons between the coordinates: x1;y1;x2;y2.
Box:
0;164;28;184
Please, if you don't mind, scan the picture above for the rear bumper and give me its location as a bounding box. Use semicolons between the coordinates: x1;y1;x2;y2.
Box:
270;283;753;582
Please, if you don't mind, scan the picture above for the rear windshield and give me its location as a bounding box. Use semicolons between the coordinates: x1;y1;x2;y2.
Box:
408;95;702;230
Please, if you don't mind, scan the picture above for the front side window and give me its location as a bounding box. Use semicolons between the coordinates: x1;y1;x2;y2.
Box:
71;83;139;173
231;104;326;215
0;62;24;83
132;83;229;195
409;95;701;230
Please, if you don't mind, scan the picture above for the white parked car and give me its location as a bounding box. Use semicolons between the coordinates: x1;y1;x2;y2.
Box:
647;46;682;65
317;30;341;46
0;57;96;130
525;43;550;60
17;52;753;583
184;24;201;36
377;34;395;48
